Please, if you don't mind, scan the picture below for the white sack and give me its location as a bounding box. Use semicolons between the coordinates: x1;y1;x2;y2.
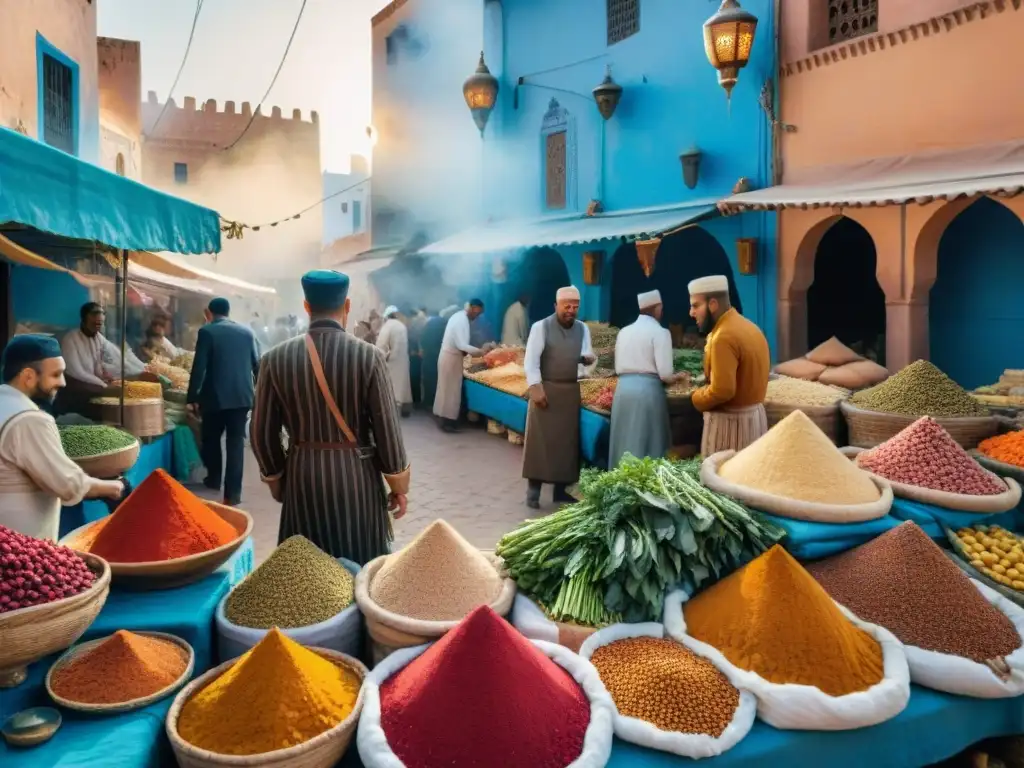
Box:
511;592;560;643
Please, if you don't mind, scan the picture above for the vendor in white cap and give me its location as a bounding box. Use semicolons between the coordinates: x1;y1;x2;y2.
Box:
687;275;770;456
522;285;595;508
609;290;690;468
376;305;413;418
434;299;493;433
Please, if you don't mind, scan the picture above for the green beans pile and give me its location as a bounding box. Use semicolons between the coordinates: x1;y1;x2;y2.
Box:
850;360;989;418
225;535;355;629
58;425;136;458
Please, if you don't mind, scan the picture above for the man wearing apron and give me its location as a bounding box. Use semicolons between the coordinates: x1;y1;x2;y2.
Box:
687;275;770;457
522;286;595;509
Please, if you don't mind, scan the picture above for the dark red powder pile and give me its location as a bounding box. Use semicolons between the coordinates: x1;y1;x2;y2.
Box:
380;605;591;768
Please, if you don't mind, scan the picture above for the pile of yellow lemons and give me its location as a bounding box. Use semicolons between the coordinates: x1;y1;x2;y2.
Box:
956;525;1024;591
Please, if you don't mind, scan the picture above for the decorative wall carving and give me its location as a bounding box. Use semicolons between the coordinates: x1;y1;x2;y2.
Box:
828;0;878;44
540;98;577;212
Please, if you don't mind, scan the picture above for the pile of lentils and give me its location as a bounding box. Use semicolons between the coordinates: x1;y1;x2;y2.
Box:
59;425;136;458
0;525;96;613
590;636;739;737
850;360;989;418
225;535;354;629
808;521;1021;662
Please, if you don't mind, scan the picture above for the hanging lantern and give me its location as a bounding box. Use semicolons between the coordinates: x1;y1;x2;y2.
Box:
463;52;499;135
583;251;604;285
737;237;758;275
703;0;758;101
635;238;661;278
592;66;623;121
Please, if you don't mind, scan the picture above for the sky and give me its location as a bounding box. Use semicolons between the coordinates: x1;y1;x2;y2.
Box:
98;0;390;173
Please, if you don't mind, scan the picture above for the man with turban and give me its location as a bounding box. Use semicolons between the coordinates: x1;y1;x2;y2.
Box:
434;298;492;433
250;270;411;564
0;335;125;540
522;286;595;508
375;305;413;417
687;275;770;456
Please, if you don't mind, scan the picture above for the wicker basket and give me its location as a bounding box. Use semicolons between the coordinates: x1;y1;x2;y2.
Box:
91;397;166;438
166;649;367;768
840;400;997;449
0;552;111;688
508;430;524;446
60;502;253;591
46;631;195;713
764;401;841;444
486;419;506;436
944;526;1024;609
70;439;140;479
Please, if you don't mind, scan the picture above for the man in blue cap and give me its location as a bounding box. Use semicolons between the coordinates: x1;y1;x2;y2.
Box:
0;335;125;540
250;270;411;564
187;297;261;506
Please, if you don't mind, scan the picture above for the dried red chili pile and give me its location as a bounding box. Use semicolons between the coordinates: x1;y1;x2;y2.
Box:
380;605;590;767
857;417;1004;495
87;469;239;563
0;525;96;613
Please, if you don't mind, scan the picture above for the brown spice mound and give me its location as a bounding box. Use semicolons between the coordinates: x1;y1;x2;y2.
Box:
809;522;1021;662
591;637;739;737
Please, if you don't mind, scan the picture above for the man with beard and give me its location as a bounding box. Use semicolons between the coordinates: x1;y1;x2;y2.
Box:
687;275;770;457
0;335;125;540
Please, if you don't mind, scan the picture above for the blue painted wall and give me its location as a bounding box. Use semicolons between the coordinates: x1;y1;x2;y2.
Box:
12;266;89;329
930;198;1024;391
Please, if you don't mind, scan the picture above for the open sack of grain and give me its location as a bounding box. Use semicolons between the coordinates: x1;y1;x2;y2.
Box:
763;377;849;443
810;522;1024;698
355;520;516;662
846;417;1021;513
701;410;893;523
578;622;756;758
663;546;910;730
215;535;362;661
357;605;614;768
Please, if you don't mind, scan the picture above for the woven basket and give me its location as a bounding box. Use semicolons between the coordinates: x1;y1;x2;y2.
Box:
46;631;194;713
508;431;524;446
944;527;1024;609
166;649;367;768
60;502;252;591
971;451;1024;486
356;554;516;663
70;439;140;479
486;419;506;436
91;397;166;438
0;552;111;688
840;400;997;449
764;401;841;444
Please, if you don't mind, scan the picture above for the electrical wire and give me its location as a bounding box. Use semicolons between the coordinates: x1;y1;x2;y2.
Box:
221;0;309;151
221;175;371;238
148;0;206;137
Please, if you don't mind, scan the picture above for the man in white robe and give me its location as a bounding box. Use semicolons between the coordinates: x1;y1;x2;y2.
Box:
61;302;147;387
501;294;530;346
0;335;125;540
376;306;413;417
434;298;492;433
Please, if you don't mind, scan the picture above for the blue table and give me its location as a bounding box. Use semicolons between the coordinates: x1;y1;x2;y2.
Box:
1;539;253;768
464;380;610;467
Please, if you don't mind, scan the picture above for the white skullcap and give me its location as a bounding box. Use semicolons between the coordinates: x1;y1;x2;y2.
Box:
638;290;662;310
556;285;581;301
688;275;729;295
383;305;399;318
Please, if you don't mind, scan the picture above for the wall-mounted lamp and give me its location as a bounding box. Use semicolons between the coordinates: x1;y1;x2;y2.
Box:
463;52;499;135
592;66;623;121
583;251;605;285
680;147;702;190
635;238;661;277
736;237;758;275
703;0;759;102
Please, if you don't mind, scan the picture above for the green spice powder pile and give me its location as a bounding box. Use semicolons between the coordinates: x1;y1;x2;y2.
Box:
225;535;355;629
58;425;136;458
850;360;989;418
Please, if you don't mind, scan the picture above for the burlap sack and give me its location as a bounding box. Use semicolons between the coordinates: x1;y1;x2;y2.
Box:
772;358;827;381
819;360;889;390
806;337;863;367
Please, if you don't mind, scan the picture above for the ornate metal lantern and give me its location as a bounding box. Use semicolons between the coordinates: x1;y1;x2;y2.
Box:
703;0;759;100
592;66;623;121
463;52;499;135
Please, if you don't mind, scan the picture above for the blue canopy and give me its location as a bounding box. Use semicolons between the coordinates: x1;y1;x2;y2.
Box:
0;127;221;255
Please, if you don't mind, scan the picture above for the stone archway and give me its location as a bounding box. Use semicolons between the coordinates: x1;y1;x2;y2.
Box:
509;247;571;326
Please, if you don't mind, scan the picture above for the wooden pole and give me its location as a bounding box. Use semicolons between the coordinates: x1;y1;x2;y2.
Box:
119;250;128;427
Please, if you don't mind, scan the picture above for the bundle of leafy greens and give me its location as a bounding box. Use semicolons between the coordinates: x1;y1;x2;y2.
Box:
496;455;786;625
672;348;704;378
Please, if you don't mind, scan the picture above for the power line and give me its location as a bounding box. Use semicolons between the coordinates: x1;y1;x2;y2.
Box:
148;0;206;137
221;0;309;151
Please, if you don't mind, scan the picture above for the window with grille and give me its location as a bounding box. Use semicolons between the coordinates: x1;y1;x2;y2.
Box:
607;0;639;45
545;132;567;210
174;163;188;184
828;0;878;44
41;53;75;154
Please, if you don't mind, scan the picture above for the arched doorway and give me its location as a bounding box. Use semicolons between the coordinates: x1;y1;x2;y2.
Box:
610;228;741;337
930;197;1024;390
806;217;886;363
507;247;571;326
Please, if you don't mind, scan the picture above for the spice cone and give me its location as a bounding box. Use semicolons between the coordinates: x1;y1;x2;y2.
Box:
719;409;879;504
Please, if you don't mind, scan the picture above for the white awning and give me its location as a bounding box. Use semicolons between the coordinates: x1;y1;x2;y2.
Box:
420;200;720;255
127;262;215;295
719;140;1024;213
149;252;277;295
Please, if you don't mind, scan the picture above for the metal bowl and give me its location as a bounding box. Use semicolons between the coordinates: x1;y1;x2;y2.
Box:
2;706;62;747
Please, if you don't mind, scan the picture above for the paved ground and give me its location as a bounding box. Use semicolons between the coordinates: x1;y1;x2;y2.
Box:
194;412;545;563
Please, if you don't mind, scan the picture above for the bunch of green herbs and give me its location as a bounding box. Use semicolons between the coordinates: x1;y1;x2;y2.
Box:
672;348;704;378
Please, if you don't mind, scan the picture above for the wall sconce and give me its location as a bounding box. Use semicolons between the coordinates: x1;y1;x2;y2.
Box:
592;66;623;121
737;237;758;275
463;52;499;135
703;0;759;102
635;238;661;277
583;251;604;285
680;147;702;190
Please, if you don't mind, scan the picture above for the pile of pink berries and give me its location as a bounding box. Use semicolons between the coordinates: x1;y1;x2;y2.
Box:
0;524;96;614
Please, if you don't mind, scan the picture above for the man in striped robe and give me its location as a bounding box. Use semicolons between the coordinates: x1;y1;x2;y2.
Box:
250;270;411;565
